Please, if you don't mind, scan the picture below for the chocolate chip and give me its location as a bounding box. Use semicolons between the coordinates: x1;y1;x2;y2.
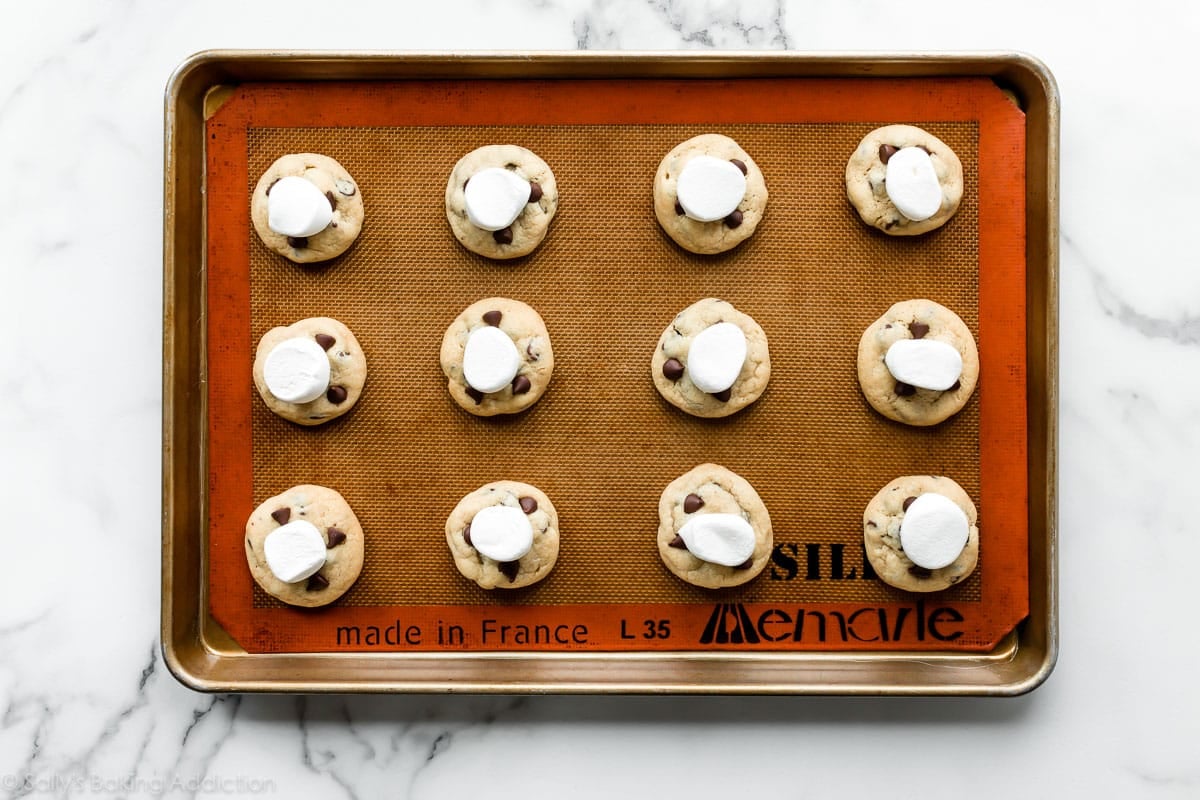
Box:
674;200;685;216
287;236;308;249
266;178;280;195
879;144;899;164
315;333;335;351
895;381;916;397
307;573;329;591
711;388;732;402
730;158;748;175
483;310;502;327
325;190;337;211
909;322;930;339
335;179;356;196
948;379;961;392
683;493;704;513
466;387;484;405
526;342;539;361
902;496;918;512
511;375;532;395
528;182;543;203
668;534;688;549
270;507;290;525
499;560;520;582
908;565;933;579
519;496;538;514
463;524;472;546
326;385;348;404
493;227;513;245
735;557;754;570
662;358;685;381
326;527;346;548
724;210;744;228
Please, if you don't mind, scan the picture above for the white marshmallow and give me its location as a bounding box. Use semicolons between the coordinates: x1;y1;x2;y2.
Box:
884;338;963;391
267;176;334;238
464;167;532;231
462;326;521;394
469;505;533;562
885;147;943;222
676;156;747;222
678;513;756;567
263;520;327;583
263;337;331;404
900;493;970;570
687;322;747;393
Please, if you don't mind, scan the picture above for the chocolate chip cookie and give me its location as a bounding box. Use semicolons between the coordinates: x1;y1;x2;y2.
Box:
250;153;364;263
651;298;771;418
446;481;560;589
445;145;559;259
845;124;964;236
245;484;365;607
658;464;773;589
440;298;553;416
863;475;979;592
653;134;768;254
857;299;978;426
253;317;367;426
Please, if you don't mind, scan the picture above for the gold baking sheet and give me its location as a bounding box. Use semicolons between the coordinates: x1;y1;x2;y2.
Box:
163;51;1058;694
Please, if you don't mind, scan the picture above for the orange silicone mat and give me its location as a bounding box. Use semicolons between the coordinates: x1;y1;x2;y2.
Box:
205;78;1027;653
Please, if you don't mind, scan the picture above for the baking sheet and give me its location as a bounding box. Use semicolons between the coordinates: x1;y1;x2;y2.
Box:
163;52;1057;693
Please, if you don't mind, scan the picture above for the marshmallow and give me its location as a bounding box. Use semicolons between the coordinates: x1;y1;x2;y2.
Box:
263;520;327;583
464;167;532;231
469;505;533;562
676;156;746;222
687;322;747;393
884;147;943;222
267;176;334;238
462;326;521;393
264;337;331;404
678;513;756;567
899;493;970;569
884;338;963;391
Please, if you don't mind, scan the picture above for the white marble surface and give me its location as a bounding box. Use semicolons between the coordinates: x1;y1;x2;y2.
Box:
2;0;1198;797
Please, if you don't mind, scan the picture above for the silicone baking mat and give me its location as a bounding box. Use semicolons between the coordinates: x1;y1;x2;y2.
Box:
205;77;1027;653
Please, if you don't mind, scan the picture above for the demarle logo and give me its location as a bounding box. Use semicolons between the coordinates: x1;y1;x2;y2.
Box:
697;600;967;644
700;603;761;644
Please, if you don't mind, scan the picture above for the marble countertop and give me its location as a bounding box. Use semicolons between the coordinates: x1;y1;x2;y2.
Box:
4;0;1198;797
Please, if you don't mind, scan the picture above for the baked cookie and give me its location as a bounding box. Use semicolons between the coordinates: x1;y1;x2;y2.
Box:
863;475;978;593
651;298;770;418
440;298;553;416
245;484;365;607
446;481;560;589
253;317;367;426
653;134;768;254
658;464;772;589
251;153;364;263
857;299;978;426
845;124;964;236
445;145;559;259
